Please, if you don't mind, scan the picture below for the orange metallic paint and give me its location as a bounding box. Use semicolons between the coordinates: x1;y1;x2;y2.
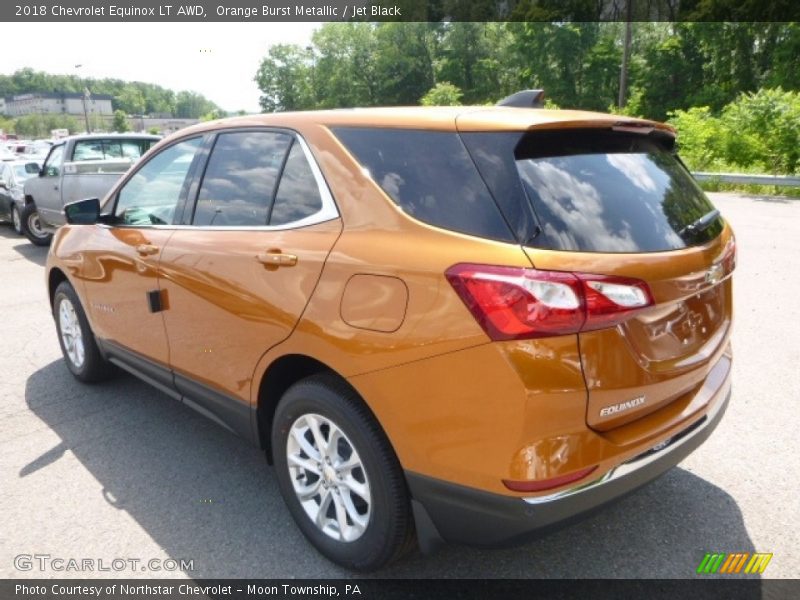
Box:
59;225;176;366
159;220;342;403
47;105;733;501
340;274;409;333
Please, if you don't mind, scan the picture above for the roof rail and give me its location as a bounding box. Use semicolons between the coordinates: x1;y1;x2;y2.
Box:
496;89;546;109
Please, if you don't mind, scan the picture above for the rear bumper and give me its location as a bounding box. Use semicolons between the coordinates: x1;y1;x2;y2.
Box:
407;380;731;549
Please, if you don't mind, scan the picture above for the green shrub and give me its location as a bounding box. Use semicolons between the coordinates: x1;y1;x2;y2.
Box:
669;88;800;175
420;82;463;106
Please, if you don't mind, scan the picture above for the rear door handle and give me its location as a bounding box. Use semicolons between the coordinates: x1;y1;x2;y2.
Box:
135;243;159;256
257;250;297;267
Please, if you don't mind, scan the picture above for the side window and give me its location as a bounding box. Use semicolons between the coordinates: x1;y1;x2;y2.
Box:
72;140;105;161
121;140;151;159
43;145;65;177
115;137;202;226
269;142;324;226
332;128;513;242
193;131;292;227
103;141;124;159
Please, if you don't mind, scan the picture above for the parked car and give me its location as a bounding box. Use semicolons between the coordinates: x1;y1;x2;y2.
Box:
0;160;39;234
22;133;160;245
0;145;16;162
46;95;735;571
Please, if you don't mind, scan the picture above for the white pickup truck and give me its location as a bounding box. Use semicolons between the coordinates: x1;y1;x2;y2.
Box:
22;133;160;245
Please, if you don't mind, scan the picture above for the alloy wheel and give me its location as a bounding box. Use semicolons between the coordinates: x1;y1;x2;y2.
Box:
286;413;371;542
58;298;85;369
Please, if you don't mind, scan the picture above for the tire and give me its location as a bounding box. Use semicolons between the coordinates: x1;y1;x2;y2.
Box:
21;202;53;246
11;205;22;234
272;374;416;571
53;281;115;383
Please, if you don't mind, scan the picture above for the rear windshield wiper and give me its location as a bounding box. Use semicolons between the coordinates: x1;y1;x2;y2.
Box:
679;209;720;238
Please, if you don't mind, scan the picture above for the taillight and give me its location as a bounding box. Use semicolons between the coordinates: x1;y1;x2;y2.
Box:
445;263;654;341
721;236;736;275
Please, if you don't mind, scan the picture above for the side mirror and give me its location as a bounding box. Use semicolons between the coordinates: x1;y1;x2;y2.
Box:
64;197;101;225
24;162;41;175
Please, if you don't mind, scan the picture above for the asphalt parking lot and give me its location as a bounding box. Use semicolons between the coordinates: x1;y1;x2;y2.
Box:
1;192;798;579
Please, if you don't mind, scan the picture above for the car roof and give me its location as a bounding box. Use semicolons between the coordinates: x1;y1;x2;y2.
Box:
172;106;674;137
57;133;162;143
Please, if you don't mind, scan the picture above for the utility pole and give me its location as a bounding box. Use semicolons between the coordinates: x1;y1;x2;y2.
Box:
75;64;91;133
618;2;633;109
306;45;316;109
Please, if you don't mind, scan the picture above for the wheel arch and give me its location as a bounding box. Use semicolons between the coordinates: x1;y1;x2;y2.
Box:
256;354;391;466
48;267;68;309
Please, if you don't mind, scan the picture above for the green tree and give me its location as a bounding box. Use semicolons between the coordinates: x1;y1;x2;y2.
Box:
373;23;439;105
112;110;130;132
175;91;216;119
200;108;226;121
14;114;78;137
667;106;725;170
254;44;314;112
420;82;463;106
0;68;218;119
115;87;146;115
311;23;380;108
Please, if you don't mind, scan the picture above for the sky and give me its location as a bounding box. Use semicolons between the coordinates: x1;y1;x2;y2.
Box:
0;22;321;113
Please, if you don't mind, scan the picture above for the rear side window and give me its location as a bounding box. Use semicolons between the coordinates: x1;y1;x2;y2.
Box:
270;142;323;226
333;128;513;242
193;131;292;227
72;139;156;162
515;131;723;252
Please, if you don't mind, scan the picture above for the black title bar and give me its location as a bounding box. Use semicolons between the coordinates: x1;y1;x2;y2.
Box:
3;579;799;600
2;0;800;22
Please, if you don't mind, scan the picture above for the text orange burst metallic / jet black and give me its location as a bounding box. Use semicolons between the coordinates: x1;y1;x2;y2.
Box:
46;98;735;571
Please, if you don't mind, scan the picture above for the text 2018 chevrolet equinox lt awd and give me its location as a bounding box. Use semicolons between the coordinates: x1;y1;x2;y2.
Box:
46;93;734;571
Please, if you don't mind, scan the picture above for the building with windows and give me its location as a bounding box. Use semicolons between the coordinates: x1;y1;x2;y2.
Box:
2;93;114;117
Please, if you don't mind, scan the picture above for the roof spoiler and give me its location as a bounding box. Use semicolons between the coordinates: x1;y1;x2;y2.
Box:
496;89;545;109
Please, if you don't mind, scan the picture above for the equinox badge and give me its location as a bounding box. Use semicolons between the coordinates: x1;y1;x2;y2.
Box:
600;395;646;417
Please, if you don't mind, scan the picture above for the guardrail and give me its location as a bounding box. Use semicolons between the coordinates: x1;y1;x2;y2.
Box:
691;172;800;187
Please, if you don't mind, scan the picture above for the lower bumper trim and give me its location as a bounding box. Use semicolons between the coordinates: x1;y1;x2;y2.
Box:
407;383;731;548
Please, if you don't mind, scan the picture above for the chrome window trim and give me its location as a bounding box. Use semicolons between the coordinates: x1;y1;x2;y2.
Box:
106;130;339;232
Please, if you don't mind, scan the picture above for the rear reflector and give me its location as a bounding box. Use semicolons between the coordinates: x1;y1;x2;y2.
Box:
446;264;655;340
503;465;598;493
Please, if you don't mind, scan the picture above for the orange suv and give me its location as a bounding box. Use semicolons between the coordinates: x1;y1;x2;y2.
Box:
46;93;734;571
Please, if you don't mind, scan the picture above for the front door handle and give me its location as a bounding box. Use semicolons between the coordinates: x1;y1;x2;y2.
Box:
257;250;297;267
135;243;159;256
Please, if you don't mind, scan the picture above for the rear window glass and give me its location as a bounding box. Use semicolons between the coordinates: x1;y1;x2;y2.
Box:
515;131;722;252
73;138;156;162
332;128;513;242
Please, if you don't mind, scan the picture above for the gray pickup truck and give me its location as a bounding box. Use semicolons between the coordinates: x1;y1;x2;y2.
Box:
22;133;160;245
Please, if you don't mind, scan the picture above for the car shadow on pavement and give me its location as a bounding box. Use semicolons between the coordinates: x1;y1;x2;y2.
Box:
24;359;759;580
0;226;48;266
